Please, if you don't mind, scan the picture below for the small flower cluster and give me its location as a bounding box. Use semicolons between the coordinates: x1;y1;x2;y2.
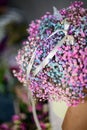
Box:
13;1;87;106
0;114;26;130
0;102;50;130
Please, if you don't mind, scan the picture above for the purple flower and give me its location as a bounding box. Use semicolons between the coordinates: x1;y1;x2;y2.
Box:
0;123;10;130
40;122;46;129
12;115;21;122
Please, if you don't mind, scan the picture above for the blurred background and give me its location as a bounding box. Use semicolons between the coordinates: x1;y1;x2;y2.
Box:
0;0;87;130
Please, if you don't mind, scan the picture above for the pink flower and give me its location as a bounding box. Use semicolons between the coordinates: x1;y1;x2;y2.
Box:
12;115;21;122
40;122;46;129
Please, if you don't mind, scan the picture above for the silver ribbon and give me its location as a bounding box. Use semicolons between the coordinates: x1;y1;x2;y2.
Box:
53;6;63;20
26;48;42;130
26;48;37;80
33;35;67;76
27;21;74;77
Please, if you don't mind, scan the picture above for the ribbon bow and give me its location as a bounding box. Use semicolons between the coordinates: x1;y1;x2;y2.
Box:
27;20;74;78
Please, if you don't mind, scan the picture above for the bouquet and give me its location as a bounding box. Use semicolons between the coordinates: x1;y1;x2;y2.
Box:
13;1;87;107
